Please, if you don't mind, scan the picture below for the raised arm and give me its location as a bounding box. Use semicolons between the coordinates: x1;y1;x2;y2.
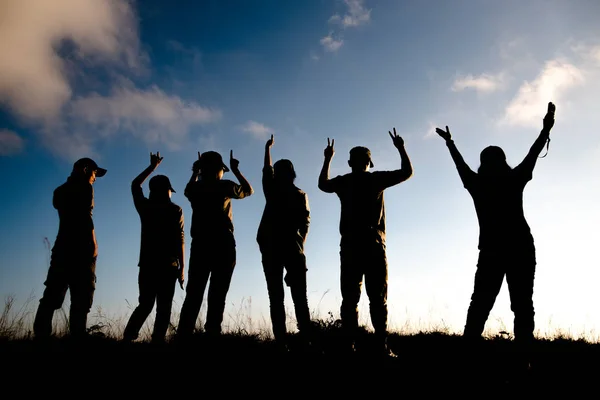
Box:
375;128;414;190
184;152;202;201
516;102;556;177
262;135;275;198
132;152;163;208
436;126;476;188
318;138;336;193
229;150;254;197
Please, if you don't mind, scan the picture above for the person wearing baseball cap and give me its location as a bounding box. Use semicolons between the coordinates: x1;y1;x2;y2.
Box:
177;149;254;340
318;128;414;358
33;155;107;340
122;152;185;344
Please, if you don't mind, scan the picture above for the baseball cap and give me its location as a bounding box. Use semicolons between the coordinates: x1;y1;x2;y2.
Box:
73;157;107;177
349;146;374;168
199;151;230;172
149;175;176;193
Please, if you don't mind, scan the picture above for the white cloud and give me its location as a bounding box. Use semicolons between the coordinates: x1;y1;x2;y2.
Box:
452;73;506;93
0;129;25;155
0;0;143;125
0;0;220;160
241;121;274;140
329;0;371;28
320;34;344;53
502;59;585;128
68;84;221;152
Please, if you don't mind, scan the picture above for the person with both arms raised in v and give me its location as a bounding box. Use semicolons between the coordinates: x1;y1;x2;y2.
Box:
177;149;253;341
318;128;413;357
257;134;313;353
122;152;185;344
435;102;557;366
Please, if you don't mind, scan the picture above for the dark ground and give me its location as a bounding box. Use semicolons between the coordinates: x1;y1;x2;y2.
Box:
2;329;599;396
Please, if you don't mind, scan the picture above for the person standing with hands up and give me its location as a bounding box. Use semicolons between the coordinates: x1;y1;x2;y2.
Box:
435;102;557;363
122;151;185;344
318;128;413;357
177;149;254;340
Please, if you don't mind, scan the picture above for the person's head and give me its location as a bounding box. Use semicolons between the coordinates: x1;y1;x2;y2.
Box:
149;175;175;201
273;159;296;185
71;157;107;184
198;151;229;180
348;146;374;172
478;145;511;177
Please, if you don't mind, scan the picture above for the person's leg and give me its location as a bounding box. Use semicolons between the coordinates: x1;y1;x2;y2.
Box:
262;247;287;343
123;267;158;342
506;248;536;346
364;242;389;352
339;242;363;351
463;251;506;340
152;266;179;343
33;253;69;339
177;244;211;338
286;252;312;338
204;238;236;335
67;257;97;339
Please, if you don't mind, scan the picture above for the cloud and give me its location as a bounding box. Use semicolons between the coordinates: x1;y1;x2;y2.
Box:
320;34;344;53
329;0;371;28
0;0;143;126
67;84;221;153
241;121;274;140
0;0;220;160
451;73;506;93
317;0;370;56
0;129;25;156
502;59;585;128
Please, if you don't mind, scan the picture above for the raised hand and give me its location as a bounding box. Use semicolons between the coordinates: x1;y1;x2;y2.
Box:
435;126;452;142
192;151;201;173
324;138;335;159
150;151;163;168
230;149;240;171
388;127;404;148
266;134;274;148
543;102;556;131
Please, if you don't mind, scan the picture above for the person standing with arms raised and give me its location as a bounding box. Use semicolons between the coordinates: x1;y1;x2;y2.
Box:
435;102;556;365
318;129;413;357
176;149;253;341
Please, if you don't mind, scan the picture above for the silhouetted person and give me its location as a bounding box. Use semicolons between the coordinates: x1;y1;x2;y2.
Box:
257;134;312;352
177;150;254;339
318;129;413;356
33;157;107;340
435;102;556;352
122;152;185;344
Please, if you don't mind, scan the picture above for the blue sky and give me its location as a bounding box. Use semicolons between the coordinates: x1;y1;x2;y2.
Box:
1;0;600;339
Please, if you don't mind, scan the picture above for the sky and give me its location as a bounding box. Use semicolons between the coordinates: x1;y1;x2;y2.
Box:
1;0;600;340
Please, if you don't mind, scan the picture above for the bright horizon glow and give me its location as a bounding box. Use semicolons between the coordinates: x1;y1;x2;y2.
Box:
1;0;600;342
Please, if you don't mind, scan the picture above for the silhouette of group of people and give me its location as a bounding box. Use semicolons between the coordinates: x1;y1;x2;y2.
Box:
33;102;557;358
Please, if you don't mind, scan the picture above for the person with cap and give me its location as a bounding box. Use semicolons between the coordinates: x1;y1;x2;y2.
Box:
33;157;107;340
318;128;413;357
176;149;254;340
434;102;557;364
257;134;313;353
122;151;185;344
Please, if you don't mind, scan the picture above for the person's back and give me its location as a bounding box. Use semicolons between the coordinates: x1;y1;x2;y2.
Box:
467;169;533;251
53;177;95;254
332;170;388;245
135;192;184;268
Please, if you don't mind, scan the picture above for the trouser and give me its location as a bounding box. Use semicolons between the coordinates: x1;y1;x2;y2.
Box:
33;252;97;339
260;243;311;342
123;265;179;342
464;247;536;344
339;238;388;346
177;236;236;337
